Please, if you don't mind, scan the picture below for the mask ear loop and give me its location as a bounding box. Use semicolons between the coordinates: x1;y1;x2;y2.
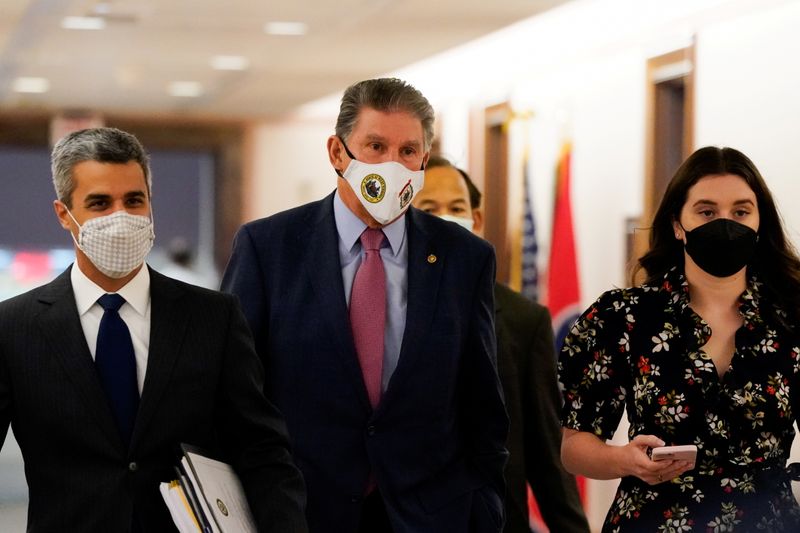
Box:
64;207;83;230
339;137;358;160
64;207;85;251
334;136;358;178
149;202;156;241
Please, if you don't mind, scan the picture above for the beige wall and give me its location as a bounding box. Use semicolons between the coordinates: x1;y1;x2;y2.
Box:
242;117;337;223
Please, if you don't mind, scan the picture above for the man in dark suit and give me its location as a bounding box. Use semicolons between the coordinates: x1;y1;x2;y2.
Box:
413;156;589;533
0;127;307;532
221;78;509;533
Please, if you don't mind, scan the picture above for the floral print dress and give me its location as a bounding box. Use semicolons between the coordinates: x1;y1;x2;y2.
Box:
559;268;800;532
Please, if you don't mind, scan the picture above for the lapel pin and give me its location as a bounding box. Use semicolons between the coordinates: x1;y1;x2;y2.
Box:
427;254;437;264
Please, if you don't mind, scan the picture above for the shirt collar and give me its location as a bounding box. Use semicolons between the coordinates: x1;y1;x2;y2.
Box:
659;266;765;327
333;190;406;256
71;262;151;317
737;277;764;325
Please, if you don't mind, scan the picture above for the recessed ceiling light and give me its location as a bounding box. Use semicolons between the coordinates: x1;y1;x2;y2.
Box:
61;16;106;30
168;81;203;98
13;77;50;94
210;55;250;71
93;3;112;15
264;21;307;36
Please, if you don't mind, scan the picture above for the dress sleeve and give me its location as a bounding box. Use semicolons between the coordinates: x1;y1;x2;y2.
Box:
558;289;631;441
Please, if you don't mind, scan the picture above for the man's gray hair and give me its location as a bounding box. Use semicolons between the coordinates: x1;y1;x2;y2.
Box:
51;127;152;208
335;78;435;151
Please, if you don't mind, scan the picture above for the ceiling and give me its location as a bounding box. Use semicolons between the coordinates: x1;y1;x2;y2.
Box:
0;0;571;120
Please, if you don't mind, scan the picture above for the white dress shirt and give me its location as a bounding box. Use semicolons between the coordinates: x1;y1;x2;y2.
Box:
71;263;151;394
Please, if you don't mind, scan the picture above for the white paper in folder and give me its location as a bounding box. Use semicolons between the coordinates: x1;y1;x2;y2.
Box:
183;449;258;533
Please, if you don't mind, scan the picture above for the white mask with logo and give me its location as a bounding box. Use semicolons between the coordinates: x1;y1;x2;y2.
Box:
67;209;155;278
438;214;475;232
342;158;425;226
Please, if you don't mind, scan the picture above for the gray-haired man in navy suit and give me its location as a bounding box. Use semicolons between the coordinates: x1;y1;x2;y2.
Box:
222;78;509;533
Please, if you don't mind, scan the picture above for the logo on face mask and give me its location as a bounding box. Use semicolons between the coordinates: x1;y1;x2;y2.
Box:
398;181;414;209
361;174;386;203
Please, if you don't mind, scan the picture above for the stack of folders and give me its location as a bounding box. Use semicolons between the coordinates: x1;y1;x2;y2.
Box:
160;444;257;533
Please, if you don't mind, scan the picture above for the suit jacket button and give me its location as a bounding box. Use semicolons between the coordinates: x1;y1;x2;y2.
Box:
128;462;138;472
367;425;376;436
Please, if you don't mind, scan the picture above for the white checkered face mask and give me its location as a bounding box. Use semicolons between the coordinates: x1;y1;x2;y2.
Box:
67;209;155;278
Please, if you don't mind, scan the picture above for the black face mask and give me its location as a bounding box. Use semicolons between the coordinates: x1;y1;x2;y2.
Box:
683;218;758;277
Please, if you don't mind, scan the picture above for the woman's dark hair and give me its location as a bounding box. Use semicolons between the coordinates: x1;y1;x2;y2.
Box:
636;146;800;329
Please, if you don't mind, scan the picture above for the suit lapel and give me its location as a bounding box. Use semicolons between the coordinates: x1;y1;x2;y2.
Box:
36;268;122;449
304;194;372;411
380;208;444;407
130;268;189;450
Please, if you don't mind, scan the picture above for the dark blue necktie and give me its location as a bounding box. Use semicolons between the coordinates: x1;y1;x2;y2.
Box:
96;294;139;446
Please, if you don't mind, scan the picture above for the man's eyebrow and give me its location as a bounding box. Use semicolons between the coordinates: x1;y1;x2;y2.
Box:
83;193;111;204
82;190;146;204
363;133;388;142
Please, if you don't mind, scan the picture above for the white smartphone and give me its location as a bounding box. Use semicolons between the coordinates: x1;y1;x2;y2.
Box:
651;444;698;465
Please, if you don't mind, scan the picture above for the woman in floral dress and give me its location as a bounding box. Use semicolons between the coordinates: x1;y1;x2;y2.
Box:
559;146;800;532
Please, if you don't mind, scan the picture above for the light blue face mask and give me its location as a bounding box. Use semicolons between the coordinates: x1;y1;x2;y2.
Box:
438;214;474;232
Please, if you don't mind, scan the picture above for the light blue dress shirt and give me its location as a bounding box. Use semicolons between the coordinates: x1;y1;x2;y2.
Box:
333;191;408;393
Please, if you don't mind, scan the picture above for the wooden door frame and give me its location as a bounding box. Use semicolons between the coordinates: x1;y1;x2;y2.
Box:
482;102;513;285
633;44;695;282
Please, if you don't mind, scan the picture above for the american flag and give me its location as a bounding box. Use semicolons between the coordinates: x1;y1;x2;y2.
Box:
520;151;539;301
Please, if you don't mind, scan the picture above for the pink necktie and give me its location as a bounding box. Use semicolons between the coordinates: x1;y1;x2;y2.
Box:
350;228;386;409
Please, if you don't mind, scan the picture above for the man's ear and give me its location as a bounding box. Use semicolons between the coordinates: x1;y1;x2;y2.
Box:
53;200;73;231
327;135;346;174
472;207;484;235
